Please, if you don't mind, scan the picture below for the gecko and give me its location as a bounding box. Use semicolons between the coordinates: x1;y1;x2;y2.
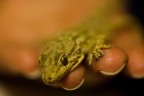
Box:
39;1;134;85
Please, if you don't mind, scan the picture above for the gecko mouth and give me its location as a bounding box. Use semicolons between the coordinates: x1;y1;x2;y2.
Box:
43;75;59;84
42;67;70;84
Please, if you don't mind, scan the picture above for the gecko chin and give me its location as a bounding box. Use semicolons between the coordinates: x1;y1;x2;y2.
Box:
42;66;70;84
42;76;59;84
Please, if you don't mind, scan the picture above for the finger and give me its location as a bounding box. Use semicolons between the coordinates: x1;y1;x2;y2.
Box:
125;46;144;78
17;48;41;79
111;27;144;78
58;65;85;91
91;46;127;76
0;47;41;79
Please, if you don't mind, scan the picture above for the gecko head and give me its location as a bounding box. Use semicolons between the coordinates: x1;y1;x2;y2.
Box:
39;39;84;84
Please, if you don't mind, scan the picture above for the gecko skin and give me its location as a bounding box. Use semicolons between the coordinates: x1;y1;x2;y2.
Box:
39;1;133;85
39;28;110;84
39;15;132;84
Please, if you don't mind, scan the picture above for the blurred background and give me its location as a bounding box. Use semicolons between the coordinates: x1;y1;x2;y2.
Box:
128;0;144;27
0;0;144;96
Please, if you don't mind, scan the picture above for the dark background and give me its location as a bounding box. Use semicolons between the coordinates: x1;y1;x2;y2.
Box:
128;0;144;27
0;73;144;96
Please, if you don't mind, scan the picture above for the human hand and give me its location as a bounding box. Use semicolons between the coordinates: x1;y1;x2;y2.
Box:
0;0;143;91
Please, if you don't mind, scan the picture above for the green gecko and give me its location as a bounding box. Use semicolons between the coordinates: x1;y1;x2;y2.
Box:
39;28;110;84
39;1;133;85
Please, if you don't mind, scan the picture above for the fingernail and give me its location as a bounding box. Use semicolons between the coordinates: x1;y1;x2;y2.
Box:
20;50;41;79
100;63;126;76
131;74;144;79
23;68;41;79
62;78;84;91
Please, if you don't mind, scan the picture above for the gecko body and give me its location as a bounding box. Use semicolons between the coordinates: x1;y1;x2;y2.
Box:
39;1;133;85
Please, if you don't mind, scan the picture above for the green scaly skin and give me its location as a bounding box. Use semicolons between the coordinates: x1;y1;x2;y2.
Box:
39;1;134;84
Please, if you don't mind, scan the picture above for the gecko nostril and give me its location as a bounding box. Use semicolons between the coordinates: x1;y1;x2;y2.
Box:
49;77;52;81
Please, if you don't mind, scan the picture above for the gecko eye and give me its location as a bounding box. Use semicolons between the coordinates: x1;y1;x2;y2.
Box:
60;55;68;66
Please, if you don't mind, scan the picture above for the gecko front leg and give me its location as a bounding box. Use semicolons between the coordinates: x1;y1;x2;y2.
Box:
87;35;110;65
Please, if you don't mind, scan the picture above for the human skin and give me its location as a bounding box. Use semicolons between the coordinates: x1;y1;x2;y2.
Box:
0;0;144;90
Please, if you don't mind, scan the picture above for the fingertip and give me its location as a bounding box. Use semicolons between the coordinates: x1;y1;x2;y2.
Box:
62;78;85;91
58;65;85;90
22;68;41;79
91;47;127;76
18;49;41;79
125;47;144;79
100;62;125;76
